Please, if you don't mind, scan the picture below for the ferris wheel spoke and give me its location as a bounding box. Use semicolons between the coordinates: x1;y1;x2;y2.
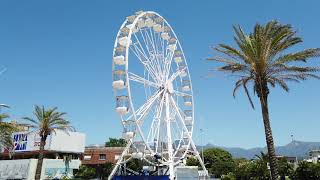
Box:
169;66;187;82
129;90;165;156
143;28;164;78
128;72;160;88
126;89;164;122
132;32;160;76
149;92;166;153
164;42;177;80
130;44;161;83
173;90;192;97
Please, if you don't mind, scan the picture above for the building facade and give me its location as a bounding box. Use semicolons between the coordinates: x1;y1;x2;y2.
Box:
82;145;125;165
0;130;85;180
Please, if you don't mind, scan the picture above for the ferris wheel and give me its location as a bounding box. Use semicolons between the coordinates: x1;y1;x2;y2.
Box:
109;11;207;179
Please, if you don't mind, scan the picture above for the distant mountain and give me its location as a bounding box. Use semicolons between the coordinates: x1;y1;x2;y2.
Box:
199;141;320;159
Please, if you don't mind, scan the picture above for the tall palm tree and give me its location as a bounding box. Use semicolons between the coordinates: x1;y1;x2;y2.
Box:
208;21;320;180
23;105;75;180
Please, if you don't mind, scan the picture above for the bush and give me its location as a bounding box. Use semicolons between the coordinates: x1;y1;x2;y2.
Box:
290;161;320;180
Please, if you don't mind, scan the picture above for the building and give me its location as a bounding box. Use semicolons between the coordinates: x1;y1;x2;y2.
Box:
276;155;298;169
82;145;125;166
306;150;320;163
0;130;85;180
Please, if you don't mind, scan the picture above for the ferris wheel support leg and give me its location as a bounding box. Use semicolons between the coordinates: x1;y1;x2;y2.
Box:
165;93;175;180
108;140;132;180
169;96;209;177
189;138;208;177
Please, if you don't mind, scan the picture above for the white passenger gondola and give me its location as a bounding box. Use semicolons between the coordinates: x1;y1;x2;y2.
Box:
132;27;139;34
161;32;170;40
122;131;134;140
183;131;191;139
153;24;162;32
116;95;129;115
113;70;126;89
168;44;176;51
181;144;189;150
179;66;187;77
122;120;135;140
132;152;143;159
145;18;154;27
137;18;145;28
174;56;182;63
184;110;192;123
182;80;191;92
118;36;131;47
183;95;192;106
113;55;125;65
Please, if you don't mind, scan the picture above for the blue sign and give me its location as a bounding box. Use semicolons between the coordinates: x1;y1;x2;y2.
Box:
13;133;28;151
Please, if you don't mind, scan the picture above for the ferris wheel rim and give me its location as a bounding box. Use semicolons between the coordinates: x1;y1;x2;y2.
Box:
112;11;195;162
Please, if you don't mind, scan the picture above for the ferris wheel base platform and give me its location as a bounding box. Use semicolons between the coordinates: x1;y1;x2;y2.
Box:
113;175;169;180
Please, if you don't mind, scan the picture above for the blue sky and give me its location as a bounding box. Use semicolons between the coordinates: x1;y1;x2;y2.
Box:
0;0;319;149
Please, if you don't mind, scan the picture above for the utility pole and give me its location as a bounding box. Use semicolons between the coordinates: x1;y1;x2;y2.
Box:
200;128;204;163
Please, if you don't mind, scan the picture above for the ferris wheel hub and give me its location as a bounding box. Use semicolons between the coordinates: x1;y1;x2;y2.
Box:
166;81;174;94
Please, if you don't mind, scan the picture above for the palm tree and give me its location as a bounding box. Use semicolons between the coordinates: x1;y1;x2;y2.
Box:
0;104;15;150
23;105;75;180
208;21;320;180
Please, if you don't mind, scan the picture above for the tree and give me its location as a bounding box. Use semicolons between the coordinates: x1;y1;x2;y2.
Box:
105;137;127;147
23;105;74;180
97;162;114;180
186;156;200;166
0;104;15;150
290;161;320;180
186;148;235;177
234;153;270;180
277;157;294;180
204;148;235;177
75;165;97;179
208;20;320;179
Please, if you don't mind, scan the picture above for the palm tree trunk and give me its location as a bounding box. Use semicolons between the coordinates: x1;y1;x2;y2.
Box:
259;94;279;180
35;136;46;180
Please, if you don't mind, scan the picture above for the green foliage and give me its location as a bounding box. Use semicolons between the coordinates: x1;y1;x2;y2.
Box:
75;165;97;179
203;148;235;177
105;137;127;147
0;104;16;150
209;21;320;107
278;157;294;179
126;158;144;172
235;160;270;180
221;172;236;180
23;105;75;138
186;157;200;166
96;162;114;180
290;161;320;180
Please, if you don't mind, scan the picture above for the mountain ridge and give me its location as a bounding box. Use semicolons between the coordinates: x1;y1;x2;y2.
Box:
199;140;320;159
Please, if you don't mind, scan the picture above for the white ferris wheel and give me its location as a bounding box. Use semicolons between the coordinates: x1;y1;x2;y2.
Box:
109;11;207;179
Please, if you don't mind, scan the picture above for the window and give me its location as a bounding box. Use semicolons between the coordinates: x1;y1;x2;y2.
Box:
84;155;91;160
99;154;106;160
114;155;120;161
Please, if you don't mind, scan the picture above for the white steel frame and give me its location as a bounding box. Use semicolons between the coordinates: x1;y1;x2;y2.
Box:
109;11;207;180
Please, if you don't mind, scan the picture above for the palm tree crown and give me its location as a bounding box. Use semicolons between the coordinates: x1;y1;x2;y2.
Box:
0;104;15;149
209;21;320;108
23;105;75;137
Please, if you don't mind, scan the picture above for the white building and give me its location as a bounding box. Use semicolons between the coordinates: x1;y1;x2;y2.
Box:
306;150;320;163
0;130;85;180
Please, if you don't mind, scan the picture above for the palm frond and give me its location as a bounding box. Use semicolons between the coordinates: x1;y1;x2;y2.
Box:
208;20;320;109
